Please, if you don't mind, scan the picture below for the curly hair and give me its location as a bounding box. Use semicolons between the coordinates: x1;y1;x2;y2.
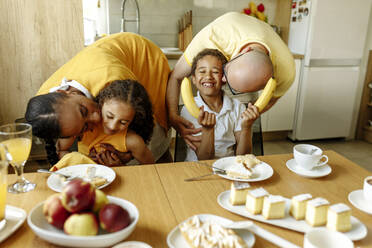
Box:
95;80;154;144
191;48;228;76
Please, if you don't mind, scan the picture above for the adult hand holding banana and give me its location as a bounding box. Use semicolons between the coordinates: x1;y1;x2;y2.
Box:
180;77;277;118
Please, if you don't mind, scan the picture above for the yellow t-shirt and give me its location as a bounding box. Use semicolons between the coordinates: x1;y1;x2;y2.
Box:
78;124;128;156
184;12;295;98
37;32;170;129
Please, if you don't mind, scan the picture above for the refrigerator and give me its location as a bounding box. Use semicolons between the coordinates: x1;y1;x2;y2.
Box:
287;0;372;140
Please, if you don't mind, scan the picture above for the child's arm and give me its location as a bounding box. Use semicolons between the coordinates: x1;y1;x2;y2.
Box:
235;103;260;155
126;130;155;164
195;106;216;160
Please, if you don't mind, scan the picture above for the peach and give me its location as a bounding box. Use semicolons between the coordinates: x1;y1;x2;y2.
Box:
43;193;70;229
99;203;131;232
61;178;96;213
64;212;98;236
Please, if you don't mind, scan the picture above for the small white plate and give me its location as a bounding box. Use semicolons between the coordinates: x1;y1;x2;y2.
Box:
217;190;367;241
47;164;116;192
167;214;255;248
348;189;372;215
0;205;27;243
112;241;152;248
286;159;332;178
213;156;274;182
27;196;139;248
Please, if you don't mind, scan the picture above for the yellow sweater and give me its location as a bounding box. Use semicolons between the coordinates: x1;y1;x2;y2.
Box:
37;32;170;129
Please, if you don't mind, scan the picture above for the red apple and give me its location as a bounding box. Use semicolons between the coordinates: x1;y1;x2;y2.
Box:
61;178;96;213
99;203;131;232
93;189;109;213
64;213;98;236
257;3;265;12
43;193;70;229
244;8;251;15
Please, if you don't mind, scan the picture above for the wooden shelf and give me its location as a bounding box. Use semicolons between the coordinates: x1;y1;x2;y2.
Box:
368;102;372;107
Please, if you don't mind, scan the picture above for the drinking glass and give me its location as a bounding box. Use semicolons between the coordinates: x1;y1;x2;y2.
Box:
0;123;35;193
0;144;9;230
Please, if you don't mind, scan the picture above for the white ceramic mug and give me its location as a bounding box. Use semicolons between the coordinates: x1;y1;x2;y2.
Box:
304;228;354;248
293;144;328;171
363;176;372;204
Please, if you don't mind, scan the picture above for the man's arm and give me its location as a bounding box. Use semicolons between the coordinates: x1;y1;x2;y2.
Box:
166;55;202;150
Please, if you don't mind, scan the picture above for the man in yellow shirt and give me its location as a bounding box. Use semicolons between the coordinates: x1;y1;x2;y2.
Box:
167;12;295;149
26;32;171;165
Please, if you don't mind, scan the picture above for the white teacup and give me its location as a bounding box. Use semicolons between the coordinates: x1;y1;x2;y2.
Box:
363;176;372;205
304;228;353;248
293;144;328;171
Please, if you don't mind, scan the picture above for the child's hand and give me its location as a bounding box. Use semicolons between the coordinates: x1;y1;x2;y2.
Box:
197;106;216;129
241;102;260;129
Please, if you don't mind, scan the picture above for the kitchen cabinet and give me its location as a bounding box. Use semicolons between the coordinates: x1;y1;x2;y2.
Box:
357;50;372;143
261;59;301;132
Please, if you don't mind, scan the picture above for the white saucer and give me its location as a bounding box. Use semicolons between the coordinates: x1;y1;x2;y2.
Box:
286;159;332;178
0;205;27;243
348;189;372;215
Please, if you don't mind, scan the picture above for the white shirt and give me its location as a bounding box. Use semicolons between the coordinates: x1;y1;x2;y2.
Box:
181;91;246;161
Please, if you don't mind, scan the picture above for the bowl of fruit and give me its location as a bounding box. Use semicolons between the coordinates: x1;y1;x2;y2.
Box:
27;178;139;247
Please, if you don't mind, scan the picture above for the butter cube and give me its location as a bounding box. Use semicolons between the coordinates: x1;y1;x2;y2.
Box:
290;193;312;220
306;197;330;226
262;195;286;219
327;203;352;232
245;187;268;214
230;181;250;205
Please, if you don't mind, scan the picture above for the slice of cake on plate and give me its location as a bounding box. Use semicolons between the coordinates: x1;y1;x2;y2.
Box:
230;181;251;205
236;154;261;169
305;197;330;226
179;215;248;248
290;193;312;220
246;187;269;214
262;195;286;219
327;203;352;232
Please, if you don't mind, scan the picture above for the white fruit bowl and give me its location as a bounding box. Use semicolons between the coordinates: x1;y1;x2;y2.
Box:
27;196;139;248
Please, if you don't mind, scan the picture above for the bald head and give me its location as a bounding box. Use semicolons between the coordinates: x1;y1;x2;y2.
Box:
226;50;273;93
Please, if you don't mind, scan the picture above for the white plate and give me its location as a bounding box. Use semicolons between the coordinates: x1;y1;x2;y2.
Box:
47;164;116;192
348;189;372;215
27;196;139;248
0;205;27;243
112;241;152;248
286;159;332;178
167;214;255;248
213;156;274;182
217;190;367;241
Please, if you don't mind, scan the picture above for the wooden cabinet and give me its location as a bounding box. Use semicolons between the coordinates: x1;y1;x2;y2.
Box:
357;50;372;143
261;59;302;132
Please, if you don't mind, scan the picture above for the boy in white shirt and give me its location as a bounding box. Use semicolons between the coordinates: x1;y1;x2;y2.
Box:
181;49;259;161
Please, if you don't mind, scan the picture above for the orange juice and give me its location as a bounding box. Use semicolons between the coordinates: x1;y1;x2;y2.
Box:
0;183;5;221
1;138;31;165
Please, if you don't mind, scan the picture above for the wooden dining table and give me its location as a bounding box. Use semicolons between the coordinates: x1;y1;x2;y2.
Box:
3;150;372;247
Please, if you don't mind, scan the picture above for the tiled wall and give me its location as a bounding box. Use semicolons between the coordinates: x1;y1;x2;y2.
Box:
107;0;277;47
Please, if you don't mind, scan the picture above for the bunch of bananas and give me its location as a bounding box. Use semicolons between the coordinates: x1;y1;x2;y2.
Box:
243;2;267;22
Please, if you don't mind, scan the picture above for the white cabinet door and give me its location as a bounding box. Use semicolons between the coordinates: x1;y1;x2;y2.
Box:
292;66;360;140
261;59;301;132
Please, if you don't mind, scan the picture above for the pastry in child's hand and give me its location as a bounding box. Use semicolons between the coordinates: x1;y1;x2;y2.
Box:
179;216;248;248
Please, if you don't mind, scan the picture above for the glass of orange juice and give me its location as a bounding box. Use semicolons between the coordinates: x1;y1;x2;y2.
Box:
0;123;35;193
0;144;9;231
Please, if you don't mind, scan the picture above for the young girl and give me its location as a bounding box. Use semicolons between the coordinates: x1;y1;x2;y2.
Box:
58;79;155;165
180;49;259;161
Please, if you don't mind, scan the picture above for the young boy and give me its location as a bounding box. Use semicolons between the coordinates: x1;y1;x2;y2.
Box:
180;49;259;161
